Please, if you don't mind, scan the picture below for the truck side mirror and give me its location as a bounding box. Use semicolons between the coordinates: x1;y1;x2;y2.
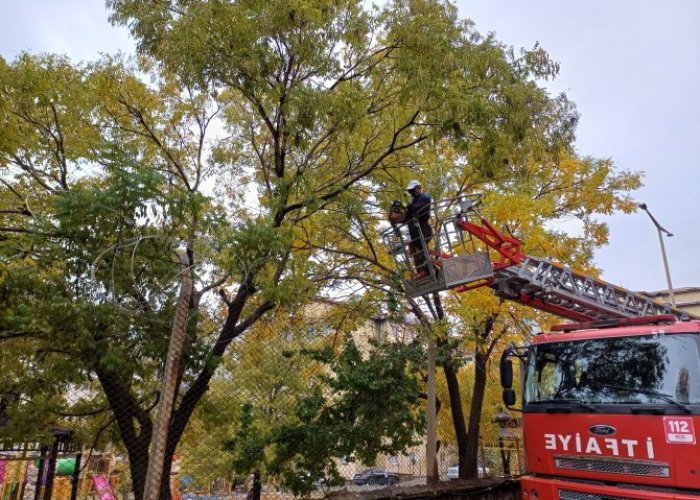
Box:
500;356;513;389
503;388;516;406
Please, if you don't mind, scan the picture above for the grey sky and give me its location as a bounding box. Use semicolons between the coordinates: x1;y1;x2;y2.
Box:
1;1;697;292
457;0;700;292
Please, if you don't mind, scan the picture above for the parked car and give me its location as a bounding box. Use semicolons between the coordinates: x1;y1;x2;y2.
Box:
446;464;491;479
352;468;399;486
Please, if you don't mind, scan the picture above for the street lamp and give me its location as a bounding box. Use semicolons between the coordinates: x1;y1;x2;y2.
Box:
639;203;676;308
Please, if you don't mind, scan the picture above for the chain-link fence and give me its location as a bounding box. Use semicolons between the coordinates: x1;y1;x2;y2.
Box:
0;305;523;500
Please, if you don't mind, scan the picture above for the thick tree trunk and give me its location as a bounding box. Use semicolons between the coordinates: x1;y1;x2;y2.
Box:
101;378;152;500
129;447;150;500
157;455;174;500
93;353;151;499
139;279;273;500
441;363;469;478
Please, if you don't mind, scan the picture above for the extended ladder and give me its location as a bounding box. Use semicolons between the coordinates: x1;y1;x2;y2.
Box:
381;194;692;322
490;256;687;321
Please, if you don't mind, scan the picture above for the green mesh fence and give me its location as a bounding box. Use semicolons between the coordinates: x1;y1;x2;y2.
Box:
0;308;523;500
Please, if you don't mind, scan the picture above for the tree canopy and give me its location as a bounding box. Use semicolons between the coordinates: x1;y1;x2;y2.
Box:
0;0;641;497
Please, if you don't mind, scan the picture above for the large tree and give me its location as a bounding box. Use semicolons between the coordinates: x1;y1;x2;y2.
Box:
327;144;640;479
0;1;640;498
0;54;238;497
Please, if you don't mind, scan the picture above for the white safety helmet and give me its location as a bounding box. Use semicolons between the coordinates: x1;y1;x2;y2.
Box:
405;179;421;192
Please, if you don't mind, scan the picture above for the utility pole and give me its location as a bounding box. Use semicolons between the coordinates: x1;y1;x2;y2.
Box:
639;203;676;308
426;338;437;485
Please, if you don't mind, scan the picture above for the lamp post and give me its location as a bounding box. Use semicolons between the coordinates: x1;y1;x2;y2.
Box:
639;203;676;308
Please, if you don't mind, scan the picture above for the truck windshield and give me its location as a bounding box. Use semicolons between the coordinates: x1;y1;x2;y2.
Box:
524;333;700;405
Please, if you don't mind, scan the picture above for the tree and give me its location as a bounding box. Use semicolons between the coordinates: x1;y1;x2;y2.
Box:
369;153;639;478
107;0;637;486
298;96;640;478
0;53;236;497
107;0;595;490
264;335;425;496
0;2;641;499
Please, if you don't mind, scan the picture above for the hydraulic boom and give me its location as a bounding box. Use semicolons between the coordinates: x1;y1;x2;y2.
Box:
382;194;692;321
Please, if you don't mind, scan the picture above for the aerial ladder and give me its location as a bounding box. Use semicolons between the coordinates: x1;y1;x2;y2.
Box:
381;193;692;322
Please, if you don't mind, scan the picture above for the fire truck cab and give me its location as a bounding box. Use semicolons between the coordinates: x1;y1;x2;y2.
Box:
502;315;700;500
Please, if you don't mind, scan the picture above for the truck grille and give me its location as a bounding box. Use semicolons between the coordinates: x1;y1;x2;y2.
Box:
559;490;637;500
554;455;670;477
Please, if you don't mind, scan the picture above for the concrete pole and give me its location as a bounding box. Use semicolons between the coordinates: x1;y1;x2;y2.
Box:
143;248;193;500
426;339;438;485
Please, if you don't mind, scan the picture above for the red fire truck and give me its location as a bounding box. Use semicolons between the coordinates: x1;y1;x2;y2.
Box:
383;194;699;500
501;314;700;500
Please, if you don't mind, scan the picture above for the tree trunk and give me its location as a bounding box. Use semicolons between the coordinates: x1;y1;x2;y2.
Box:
441;363;469;478
464;346;488;479
157;455;174;500
116;403;152;500
136;278;273;500
96;365;152;500
129;447;150;500
438;314;495;480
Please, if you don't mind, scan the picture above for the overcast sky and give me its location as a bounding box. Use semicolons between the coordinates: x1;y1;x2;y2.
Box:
1;1;698;293
456;1;700;294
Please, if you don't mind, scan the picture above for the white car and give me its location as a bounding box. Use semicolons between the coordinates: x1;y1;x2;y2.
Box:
446;464;490;479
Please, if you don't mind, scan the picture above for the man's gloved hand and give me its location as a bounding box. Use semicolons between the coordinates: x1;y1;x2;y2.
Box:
388;211;403;223
388;200;404;223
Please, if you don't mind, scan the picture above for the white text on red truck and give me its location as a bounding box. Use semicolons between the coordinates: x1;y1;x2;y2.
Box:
544;433;655;459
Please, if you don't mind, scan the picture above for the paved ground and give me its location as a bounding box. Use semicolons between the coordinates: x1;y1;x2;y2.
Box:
180;478;430;499
180;477;516;499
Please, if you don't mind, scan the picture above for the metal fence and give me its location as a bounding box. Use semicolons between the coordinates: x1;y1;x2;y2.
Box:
0;311;522;500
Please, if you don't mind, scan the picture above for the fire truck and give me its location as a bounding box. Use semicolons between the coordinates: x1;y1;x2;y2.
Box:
382;194;700;500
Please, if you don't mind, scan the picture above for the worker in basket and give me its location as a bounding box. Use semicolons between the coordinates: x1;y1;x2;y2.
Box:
388;179;433;279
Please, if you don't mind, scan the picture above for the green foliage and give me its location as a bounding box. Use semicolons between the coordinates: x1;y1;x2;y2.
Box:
225;403;268;474
1;0;644;496
226;337;425;496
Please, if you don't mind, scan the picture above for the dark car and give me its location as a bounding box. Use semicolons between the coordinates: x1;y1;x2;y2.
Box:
352;468;399;486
